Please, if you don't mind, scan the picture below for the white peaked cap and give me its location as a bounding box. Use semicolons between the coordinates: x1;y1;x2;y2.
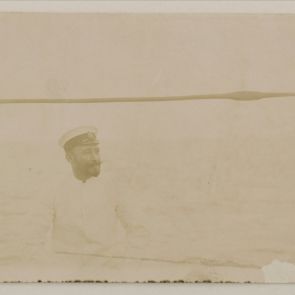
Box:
58;126;98;149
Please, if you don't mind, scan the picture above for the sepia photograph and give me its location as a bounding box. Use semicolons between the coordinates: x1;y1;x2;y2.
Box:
0;10;295;283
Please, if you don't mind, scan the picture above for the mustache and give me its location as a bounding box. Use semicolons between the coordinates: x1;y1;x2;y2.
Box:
88;161;102;166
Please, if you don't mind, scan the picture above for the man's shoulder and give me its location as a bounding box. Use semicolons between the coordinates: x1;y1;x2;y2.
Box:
53;174;82;206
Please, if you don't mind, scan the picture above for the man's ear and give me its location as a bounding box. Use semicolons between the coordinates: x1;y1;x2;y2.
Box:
65;151;72;163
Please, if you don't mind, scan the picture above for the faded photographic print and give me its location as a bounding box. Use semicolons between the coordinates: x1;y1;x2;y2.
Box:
0;12;295;283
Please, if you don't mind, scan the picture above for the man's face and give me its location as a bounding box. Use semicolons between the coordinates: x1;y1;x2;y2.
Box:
68;144;101;180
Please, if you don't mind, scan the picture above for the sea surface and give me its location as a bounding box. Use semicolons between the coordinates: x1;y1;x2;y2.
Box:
0;137;293;282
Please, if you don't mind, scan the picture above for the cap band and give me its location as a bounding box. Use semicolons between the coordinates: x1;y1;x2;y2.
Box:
63;132;99;151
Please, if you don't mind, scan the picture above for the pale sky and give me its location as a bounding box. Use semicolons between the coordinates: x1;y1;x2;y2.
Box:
0;14;295;99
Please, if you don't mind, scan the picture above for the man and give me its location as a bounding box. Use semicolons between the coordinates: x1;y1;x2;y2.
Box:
51;126;148;258
59;126;101;183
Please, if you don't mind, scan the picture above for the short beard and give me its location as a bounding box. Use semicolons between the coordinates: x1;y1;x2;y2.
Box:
72;163;101;182
86;164;100;178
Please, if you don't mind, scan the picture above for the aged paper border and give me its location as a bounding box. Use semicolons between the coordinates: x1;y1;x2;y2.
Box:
0;0;295;293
